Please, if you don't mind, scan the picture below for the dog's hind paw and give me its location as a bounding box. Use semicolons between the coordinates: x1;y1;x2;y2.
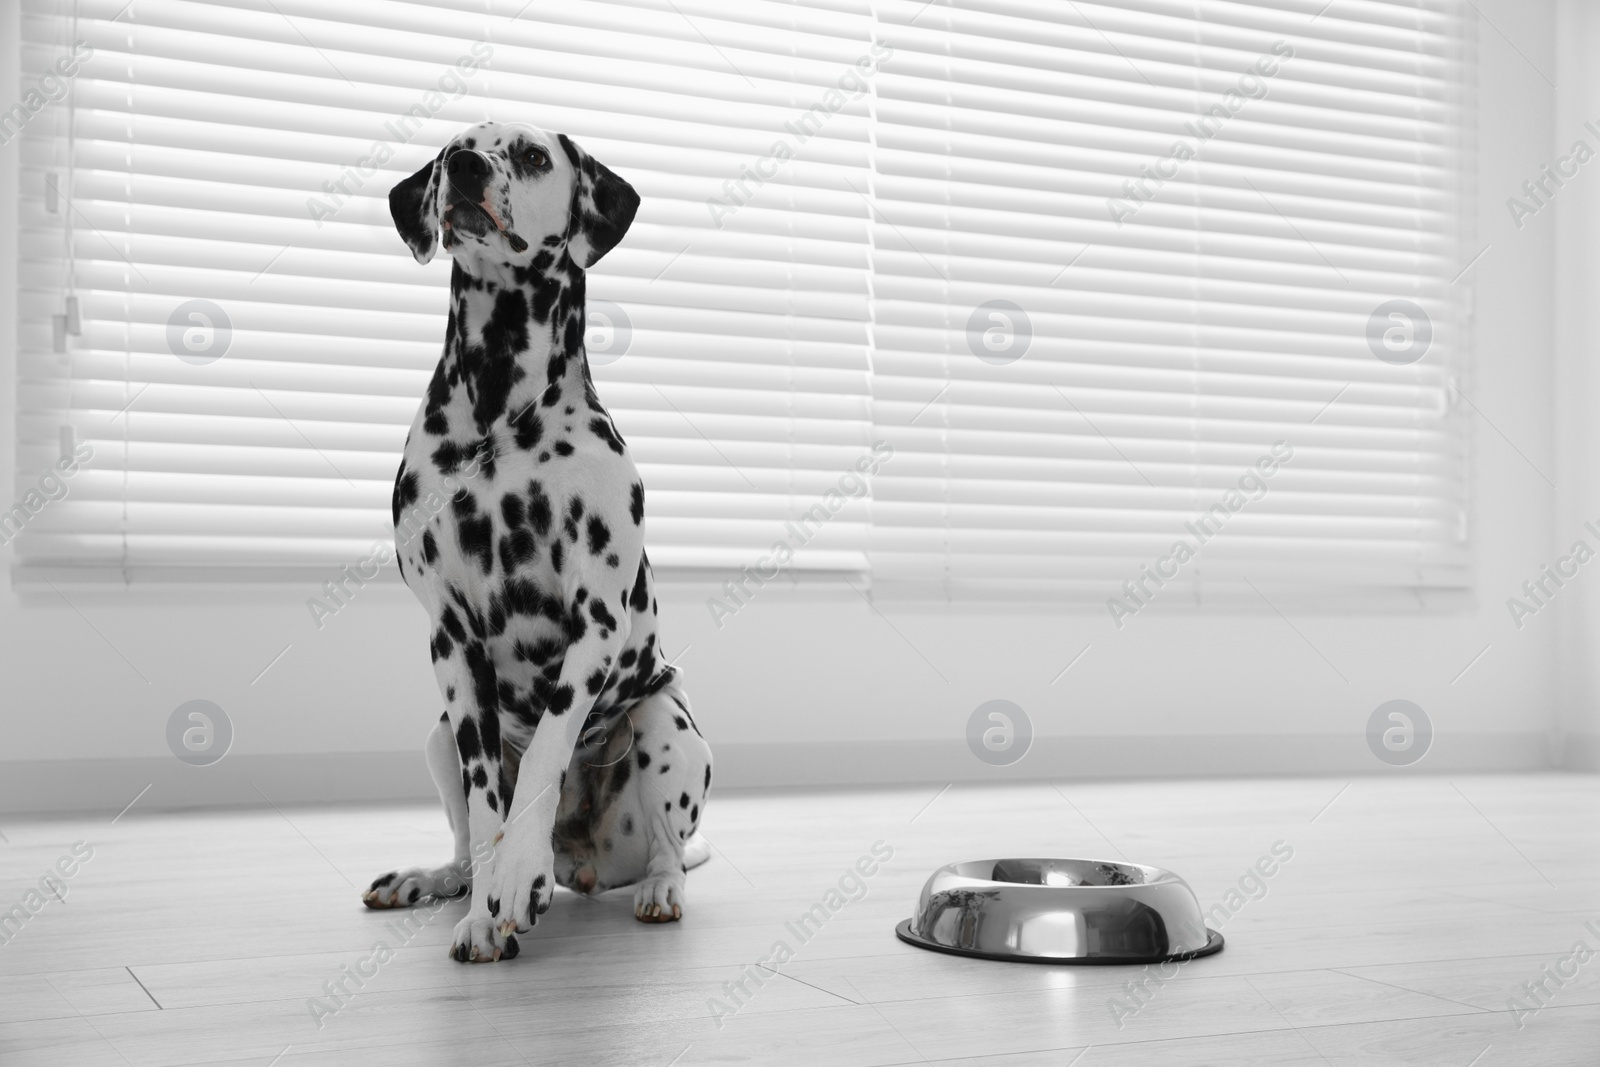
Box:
362;863;469;909
449;913;517;963
633;872;684;923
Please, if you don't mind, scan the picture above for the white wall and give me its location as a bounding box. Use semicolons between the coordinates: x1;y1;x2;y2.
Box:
0;2;1572;812
1553;0;1600;770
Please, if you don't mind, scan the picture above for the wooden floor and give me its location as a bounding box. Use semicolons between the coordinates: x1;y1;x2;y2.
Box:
1;773;1596;1066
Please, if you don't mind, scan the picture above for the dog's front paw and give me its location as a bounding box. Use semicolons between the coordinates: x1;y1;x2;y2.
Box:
448;913;518;963
478;833;556;939
634;870;685;923
362;862;469;909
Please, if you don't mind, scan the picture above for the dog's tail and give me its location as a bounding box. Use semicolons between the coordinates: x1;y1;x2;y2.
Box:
684;832;712;871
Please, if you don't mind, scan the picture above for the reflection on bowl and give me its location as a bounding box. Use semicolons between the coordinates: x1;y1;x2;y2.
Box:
896;858;1224;964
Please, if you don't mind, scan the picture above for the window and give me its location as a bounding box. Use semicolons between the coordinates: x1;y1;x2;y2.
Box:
14;0;1465;604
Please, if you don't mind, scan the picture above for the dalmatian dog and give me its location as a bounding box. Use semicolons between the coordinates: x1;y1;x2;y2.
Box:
361;120;712;963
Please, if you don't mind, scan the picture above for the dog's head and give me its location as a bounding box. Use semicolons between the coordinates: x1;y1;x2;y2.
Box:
389;120;639;276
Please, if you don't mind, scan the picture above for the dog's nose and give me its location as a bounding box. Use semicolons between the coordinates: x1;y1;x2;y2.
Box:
446;149;489;183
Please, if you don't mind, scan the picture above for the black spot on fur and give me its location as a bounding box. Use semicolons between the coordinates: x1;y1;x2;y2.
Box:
551;539;565;573
513;636;562;664
585;604;615;643
392;464;419;527
546;683;575;715
554;440;574;457
586;667;607;695
471;765;488;789
455;718;482;761
440;605;467;643
621;814;634;835
500;493;524;528
630;559;650;612
421;529;439;564
586;516;611;555
498;529;538;572
679;792;689;808
432;438;481;477
526;482;552;535
458;513;493;575
590;416;625;455
629;482;644;525
637;749;651;769
510;404;543;451
465;647;501;754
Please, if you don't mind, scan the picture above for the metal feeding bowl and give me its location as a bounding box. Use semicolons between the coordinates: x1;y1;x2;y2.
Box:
896;858;1224;965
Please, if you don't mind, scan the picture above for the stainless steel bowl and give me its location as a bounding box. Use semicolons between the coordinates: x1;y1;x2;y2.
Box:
896;858;1224;964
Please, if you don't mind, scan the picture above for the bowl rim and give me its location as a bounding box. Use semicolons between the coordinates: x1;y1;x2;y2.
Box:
930;857;1183;889
894;918;1225;965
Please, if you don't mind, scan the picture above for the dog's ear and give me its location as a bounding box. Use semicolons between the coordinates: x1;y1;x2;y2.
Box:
389;149;444;265
558;133;639;269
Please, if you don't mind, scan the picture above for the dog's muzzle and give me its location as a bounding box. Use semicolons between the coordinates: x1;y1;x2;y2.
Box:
442;149;528;253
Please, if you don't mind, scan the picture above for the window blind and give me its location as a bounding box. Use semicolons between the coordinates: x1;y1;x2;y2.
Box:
12;0;1468;604
868;0;1468;602
14;0;877;579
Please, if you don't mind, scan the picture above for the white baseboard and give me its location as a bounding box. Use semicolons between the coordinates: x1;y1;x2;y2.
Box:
0;731;1560;815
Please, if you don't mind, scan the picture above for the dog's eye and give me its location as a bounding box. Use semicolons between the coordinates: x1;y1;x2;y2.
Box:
525;148;547;168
